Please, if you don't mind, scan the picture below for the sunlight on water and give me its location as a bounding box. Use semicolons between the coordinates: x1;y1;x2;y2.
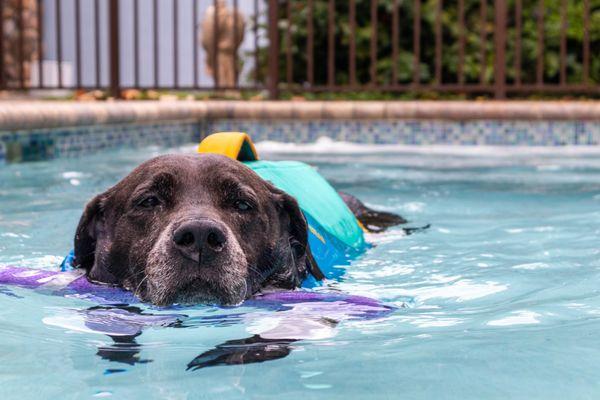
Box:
1;141;600;399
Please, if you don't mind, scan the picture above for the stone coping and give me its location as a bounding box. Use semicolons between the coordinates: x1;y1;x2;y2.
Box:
0;100;599;131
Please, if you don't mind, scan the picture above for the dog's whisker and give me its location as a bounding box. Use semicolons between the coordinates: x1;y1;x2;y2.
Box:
133;275;149;298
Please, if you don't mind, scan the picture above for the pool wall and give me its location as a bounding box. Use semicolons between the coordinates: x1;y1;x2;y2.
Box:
0;101;599;163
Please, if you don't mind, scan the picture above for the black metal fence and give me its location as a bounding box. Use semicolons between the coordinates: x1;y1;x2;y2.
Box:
0;0;268;95
0;0;598;99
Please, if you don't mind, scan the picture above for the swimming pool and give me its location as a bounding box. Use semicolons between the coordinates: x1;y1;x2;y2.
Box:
1;141;599;399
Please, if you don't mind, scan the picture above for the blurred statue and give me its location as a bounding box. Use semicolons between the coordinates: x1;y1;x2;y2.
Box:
1;0;39;88
200;0;245;87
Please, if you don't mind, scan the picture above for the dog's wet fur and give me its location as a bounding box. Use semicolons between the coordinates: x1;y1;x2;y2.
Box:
74;153;411;306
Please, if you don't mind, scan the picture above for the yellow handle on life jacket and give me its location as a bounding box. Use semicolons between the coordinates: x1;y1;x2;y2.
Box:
197;132;259;161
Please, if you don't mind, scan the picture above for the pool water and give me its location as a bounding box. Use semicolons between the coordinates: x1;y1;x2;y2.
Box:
1;142;600;399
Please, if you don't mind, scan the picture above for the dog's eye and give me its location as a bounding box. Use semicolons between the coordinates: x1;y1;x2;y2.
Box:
234;200;252;211
137;196;160;209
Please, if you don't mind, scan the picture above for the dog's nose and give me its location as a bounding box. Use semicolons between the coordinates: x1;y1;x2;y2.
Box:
172;219;227;263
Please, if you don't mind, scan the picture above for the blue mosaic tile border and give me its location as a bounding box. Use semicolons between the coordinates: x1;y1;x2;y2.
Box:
0;120;203;163
1;117;599;164
207;119;600;146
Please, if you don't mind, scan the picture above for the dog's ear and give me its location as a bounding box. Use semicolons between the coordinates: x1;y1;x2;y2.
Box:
271;187;323;285
74;194;103;271
74;193;120;284
74;193;118;284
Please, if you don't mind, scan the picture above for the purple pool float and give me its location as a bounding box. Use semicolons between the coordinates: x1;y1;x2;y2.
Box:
0;265;394;319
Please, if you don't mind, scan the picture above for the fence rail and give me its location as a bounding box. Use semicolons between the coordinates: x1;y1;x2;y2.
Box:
0;0;598;99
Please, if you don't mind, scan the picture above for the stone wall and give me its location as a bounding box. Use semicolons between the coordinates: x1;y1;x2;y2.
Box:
1;0;39;88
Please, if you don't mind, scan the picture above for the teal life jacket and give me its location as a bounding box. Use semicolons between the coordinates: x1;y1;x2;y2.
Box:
246;160;366;285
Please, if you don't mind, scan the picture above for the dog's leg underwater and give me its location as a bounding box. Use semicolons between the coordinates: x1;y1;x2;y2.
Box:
187;335;296;370
339;191;429;235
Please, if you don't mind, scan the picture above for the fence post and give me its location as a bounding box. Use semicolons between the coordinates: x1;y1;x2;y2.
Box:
0;0;5;90
493;0;507;99
267;0;280;99
109;0;120;98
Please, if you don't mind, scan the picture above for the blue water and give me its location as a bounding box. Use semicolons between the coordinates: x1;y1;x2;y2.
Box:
1;143;600;399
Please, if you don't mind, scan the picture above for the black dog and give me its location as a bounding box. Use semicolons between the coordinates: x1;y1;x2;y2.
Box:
74;153;409;306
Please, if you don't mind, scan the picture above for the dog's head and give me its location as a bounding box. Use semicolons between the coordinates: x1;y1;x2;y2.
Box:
74;154;313;306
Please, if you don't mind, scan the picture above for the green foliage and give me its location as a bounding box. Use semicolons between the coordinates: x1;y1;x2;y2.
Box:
252;0;599;97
